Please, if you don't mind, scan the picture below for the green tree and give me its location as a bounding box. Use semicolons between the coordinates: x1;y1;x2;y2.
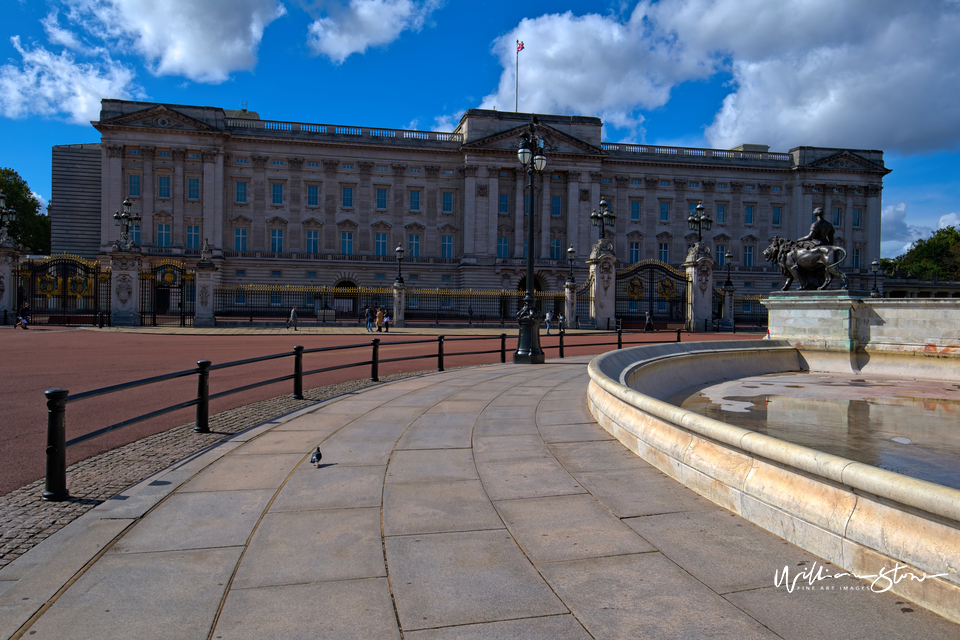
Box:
889;226;960;280
0;167;51;254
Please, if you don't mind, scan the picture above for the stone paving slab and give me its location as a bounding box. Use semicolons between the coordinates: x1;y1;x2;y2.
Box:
383;480;504;537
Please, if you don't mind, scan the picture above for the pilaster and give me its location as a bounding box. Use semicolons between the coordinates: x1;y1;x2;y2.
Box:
0;247;20;324
110;251;142;326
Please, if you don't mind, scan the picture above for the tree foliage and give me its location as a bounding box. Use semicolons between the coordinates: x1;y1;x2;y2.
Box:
887;226;960;281
0;168;51;254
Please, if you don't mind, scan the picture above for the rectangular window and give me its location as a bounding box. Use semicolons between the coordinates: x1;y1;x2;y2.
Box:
442;169;453;175
717;183;727;189
307;271;317;278
745;185;755;191
341;232;353;255
441;235;453;258
409;167;420;173
157;175;171;199
156;223;171;247
342;186;353;208
270;229;283;253
629;242;640;263
157;151;170;157
132;221;140;245
342;163;353;170
235;269;245;277
376;188;387;210
128;149;140;155
187;177;200;200
853;248;861;269
744;246;754;267
773;206;782;226
745;205;754;225
307;185;319;207
410;190;420;211
658;242;669;262
601;177;611;184
551;195;562;217
235;291;246;305
306;230;319;254
773;186;782;192
660;201;670;222
236;181;247;203
273;160;284;166
689;202;698;215
498;193;509;214
717;204;726;224
550;238;561;260
631;200;640;220
234;228;247;251
186;224;200;249
631;179;641;185
128;174;141;197
444;191;455;213
716;245;726;266
853;208;862;228
689;182;699;188
375;233;387;256
497;237;509;258
271;183;283;205
833;207;842;226
235;158;247;164
408;234;421;257
660;180;670;187
307;162;319;167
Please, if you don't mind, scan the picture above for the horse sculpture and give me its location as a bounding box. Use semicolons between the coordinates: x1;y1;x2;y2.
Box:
763;236;848;291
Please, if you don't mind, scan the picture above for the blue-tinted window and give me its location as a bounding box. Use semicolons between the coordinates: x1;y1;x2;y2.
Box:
660;202;669;222
443;192;454;213
375;233;387;256
342;186;353;208
187;177;200;200
271;229;283;253
498;193;509;214
271;183;283;205
551;195;562;216
234;228;247;251
307;185;319;207
410;190;420;211
186;224;200;249
497;237;509;258
128;174;141;197
156;223;171;247
441;235;453;258
408;234;421;257
340;232;353;254
376;188;387;209
306;230;319;254
631;200;640;220
157;176;170;199
235;181;247;203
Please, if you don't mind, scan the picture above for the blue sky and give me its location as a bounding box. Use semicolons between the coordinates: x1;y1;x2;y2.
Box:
2;0;958;258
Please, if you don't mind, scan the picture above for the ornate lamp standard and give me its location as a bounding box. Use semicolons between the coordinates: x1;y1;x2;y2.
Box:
395;243;405;285
687;201;712;243
111;197;141;252
514;119;547;364
724;250;733;287
870;259;880;297
566;244;577;285
590;199;616;239
0;190;18;247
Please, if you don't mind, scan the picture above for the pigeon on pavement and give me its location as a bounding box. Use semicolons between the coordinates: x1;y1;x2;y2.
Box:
310;446;322;468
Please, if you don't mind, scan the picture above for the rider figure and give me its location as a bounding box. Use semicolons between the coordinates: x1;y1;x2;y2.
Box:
797;207;836;248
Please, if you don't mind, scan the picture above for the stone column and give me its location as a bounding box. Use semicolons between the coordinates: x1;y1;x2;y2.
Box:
173;148;185;246
564;279;577;330
462;165;477;256
110;251;142;326
683;246;715;332
587;239;616;330
103;144;124;252
141;146;155;245
203;149;221;252
194;252;219;327
392;282;406;328
722;283;735;331
0;245;20;325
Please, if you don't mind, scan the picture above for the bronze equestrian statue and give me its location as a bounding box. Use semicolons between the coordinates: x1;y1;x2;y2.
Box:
763;208;848;291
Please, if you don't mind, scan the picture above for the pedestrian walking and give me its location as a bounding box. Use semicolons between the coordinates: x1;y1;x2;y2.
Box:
15;302;30;330
644;311;654;332
364;306;374;332
286;307;298;331
384;313;390;332
544;310;553;335
376;307;384;332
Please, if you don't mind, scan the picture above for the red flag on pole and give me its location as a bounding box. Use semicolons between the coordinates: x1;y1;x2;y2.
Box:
517;40;524;53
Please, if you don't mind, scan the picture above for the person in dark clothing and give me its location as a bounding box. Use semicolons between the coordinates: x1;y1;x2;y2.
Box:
643;311;654;332
15;302;30;330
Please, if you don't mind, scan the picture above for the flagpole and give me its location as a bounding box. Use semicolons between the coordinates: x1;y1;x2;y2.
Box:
515;41;520;112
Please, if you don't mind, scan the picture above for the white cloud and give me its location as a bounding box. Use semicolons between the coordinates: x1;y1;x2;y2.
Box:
64;0;287;83
939;212;960;229
307;0;442;64
41;10;86;52
432;110;464;132
880;202;932;258
32;191;48;211
0;36;141;124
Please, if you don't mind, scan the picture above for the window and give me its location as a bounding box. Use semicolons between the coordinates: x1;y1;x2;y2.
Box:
376;273;385;279
270;229;283;253
273;160;284;166
271;183;283;205
717;183;727;189
441;235;453;258
187;177;200;200
833;207;842;226
376;188;387;210
376;166;389;172
629;242;640;263
853;208;862;228
410;190;420;211
342;186;353;208
773;186;782;192
306;230;319;254
341;232;353;254
235;291;246;305
631;200;640;220
853;248;861;269
745;185;755;191
375;233;387;256
550;238;561;260
689;202;698;215
715;245;726;266
500;171;510;177
307;271;317;278
717;204;726;224
773;206;782;226
551;195;562;217
744;246;754;267
408;234;421;257
156;223;171;247
742;300;752;313
128;174;141;197
497;237;509;258
236;181;247;203
444;192;455;213
631;179;641;185
307;161;319;167
271;271;282;279
270;291;281;305
660;180;670;186
186;224;200;249
410;167;420;173
157;175;171;199
132;221;140;245
307;185;319;207
234;228;247;251
689;182;699;188
235;269;245;277
498;193;509;214
658;242;670;262
235;158;247;164
342;163;353;169
660;201;670;222
602;177;611;184
157;151;170;157
745;205;754;225
128;149;140;155
442;169;454;175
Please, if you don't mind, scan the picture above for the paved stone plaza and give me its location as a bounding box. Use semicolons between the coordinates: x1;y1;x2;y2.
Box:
1;357;957;639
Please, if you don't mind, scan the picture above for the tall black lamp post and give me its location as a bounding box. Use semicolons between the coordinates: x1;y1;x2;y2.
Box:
111;197;141;251
590;199;616;239
870;259;880;297
687;201;712;243
514;119;547;364
566;244;576;285
395;243;405;285
724;250;733;287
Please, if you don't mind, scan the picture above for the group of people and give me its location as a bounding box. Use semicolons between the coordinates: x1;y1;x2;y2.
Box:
364;306;391;332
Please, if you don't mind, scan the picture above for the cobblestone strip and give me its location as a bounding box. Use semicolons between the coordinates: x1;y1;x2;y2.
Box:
0;370;437;569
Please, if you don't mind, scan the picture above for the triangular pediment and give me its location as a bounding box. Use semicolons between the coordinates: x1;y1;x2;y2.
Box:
96;105;221;133
802;151;888;173
462;123;602;156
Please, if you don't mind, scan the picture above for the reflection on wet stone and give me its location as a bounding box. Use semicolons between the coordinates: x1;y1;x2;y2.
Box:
676;372;960;491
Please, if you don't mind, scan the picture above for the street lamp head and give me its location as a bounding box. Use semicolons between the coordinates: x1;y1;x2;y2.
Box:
533;151;546;172
567;244;576;261
871;259;880;274
123;198;132;216
725;250;733;262
517;142;533;167
395;243;404;260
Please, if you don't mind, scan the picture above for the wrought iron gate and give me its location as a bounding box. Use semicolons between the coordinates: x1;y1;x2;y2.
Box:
615;259;688;328
17;255;110;325
140;261;195;326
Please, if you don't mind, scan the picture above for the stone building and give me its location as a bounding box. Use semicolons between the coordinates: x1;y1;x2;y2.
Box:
50;99;890;293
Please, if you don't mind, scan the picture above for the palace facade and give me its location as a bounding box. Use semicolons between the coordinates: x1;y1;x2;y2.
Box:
51;99;890;293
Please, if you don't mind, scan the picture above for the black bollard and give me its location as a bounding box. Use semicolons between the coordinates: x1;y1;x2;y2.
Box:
43;389;70;502
195;361;211;433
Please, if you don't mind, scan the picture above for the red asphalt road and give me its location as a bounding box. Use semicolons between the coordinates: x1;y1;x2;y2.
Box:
0;326;758;495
